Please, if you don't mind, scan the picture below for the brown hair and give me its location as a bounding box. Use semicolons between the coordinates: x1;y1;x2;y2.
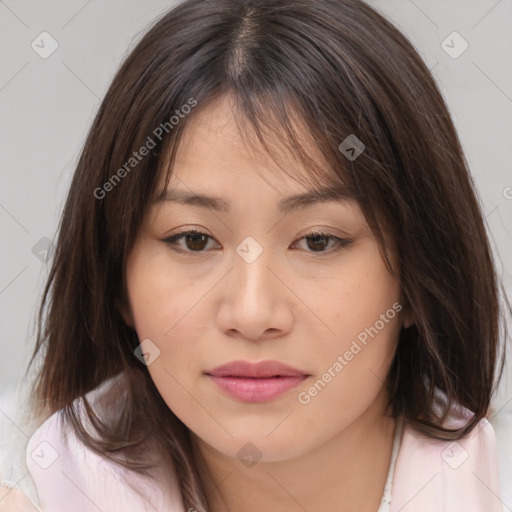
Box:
28;0;508;509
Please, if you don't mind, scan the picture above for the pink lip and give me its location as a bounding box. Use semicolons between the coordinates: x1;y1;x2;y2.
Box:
205;360;309;403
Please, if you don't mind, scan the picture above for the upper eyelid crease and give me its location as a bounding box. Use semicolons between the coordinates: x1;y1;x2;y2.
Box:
154;185;353;214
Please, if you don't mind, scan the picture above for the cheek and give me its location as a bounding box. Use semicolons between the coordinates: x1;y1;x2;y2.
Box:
128;274;210;387
296;242;401;402
126;245;208;339
125;249;216;422
298;240;401;352
295;296;400;444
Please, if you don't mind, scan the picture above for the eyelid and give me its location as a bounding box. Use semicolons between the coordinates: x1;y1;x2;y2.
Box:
162;228;219;253
290;230;352;252
162;227;352;255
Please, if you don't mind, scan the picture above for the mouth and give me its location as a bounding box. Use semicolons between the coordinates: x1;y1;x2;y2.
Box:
205;360;310;403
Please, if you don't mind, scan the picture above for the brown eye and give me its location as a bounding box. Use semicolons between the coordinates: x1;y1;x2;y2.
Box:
305;234;330;252
184;232;209;251
291;231;352;254
163;230;217;253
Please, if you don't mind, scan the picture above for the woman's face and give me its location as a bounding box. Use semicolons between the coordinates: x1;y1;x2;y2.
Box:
122;96;405;463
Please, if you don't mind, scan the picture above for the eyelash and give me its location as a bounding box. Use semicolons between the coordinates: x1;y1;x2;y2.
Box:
161;229;352;256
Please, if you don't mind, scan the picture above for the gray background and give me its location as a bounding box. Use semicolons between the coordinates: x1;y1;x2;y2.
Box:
1;0;511;412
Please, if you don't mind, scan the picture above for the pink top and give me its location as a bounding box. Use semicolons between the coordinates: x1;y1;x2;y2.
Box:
25;374;505;512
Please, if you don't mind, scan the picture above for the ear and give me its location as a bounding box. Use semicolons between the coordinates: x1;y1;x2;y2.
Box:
116;295;134;328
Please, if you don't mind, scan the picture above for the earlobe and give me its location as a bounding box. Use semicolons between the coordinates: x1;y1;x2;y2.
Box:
398;295;415;329
403;311;415;329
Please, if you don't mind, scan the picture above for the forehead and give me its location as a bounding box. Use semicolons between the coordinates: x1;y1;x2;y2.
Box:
156;94;341;198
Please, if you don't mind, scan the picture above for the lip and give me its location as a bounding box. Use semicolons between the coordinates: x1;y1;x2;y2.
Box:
206;360;308;378
205;360;310;403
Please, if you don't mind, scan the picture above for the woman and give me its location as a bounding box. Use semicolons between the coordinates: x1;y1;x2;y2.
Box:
1;0;510;510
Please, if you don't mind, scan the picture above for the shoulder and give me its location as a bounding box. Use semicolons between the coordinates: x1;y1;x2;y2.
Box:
25;373;186;512
390;397;505;512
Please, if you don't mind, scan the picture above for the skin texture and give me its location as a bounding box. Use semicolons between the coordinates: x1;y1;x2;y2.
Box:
121;96;408;512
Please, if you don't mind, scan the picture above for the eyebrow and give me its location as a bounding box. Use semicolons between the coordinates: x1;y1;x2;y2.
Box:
154;184;354;214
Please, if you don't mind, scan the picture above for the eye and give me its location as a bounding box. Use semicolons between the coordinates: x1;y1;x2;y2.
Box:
162;229;351;255
162;229;219;253
290;230;352;253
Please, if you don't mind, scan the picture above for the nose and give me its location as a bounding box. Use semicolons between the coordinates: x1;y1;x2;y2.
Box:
215;241;294;342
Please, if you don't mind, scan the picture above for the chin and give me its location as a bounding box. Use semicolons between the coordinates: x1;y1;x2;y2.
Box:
209;431;313;465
